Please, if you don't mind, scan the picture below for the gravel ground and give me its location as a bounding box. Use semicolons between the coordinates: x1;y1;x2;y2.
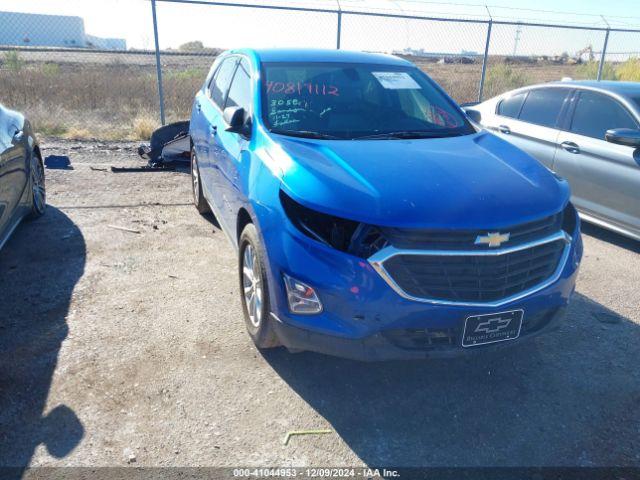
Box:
0;140;639;474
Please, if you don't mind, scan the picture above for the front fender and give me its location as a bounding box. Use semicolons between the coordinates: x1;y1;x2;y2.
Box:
234;146;287;311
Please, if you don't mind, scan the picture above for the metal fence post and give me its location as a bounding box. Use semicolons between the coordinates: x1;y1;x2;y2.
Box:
151;0;166;125
597;28;610;81
336;10;342;49
478;20;492;102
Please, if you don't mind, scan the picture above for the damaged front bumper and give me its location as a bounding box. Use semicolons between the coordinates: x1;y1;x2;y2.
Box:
259;207;582;361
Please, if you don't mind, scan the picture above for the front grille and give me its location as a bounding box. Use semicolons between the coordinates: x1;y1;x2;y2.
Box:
382;239;566;303
382;213;563;250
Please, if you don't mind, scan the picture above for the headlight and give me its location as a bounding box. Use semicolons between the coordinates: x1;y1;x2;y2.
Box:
561;202;578;236
279;189;387;258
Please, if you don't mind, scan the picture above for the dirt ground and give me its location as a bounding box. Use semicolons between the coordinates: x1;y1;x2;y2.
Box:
0;140;639;475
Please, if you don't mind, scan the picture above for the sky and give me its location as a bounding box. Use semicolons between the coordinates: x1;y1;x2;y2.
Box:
2;0;640;57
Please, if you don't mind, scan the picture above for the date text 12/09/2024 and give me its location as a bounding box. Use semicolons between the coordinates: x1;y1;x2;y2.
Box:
232;468;401;478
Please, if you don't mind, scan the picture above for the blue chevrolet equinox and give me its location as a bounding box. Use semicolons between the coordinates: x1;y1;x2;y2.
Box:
189;49;583;361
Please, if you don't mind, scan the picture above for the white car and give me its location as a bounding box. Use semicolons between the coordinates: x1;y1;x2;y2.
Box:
467;81;640;241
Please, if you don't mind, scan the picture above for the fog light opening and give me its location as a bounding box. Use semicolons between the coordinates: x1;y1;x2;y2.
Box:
283;274;323;314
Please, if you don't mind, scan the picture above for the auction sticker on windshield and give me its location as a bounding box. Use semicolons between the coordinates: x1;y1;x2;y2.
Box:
372;71;421;89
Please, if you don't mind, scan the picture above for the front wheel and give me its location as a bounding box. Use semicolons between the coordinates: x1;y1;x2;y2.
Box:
28;152;46;219
238;223;280;349
191;148;209;214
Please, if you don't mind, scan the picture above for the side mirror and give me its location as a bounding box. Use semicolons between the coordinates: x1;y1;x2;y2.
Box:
223;106;251;137
605;128;640;148
465;108;482;124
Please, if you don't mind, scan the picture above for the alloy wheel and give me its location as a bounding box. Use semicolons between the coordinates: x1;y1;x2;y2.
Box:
242;244;263;328
192;153;200;203
31;156;45;213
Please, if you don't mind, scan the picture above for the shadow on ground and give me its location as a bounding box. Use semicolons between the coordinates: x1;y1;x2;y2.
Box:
581;222;640;254
264;293;640;467
0;208;85;476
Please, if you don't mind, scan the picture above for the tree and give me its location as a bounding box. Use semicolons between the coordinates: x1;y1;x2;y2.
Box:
179;41;205;52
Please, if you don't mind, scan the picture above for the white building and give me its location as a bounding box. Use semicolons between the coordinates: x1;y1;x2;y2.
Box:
0;11;126;50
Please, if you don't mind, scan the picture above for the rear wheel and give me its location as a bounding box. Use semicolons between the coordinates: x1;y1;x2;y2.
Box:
239;223;280;349
28;152;46;219
191;148;209;214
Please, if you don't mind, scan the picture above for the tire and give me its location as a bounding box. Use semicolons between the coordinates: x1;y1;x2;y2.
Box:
27;151;46;219
238;223;280;349
191;148;210;214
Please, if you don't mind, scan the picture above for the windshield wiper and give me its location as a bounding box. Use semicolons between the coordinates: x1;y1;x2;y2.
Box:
269;129;342;140
353;130;463;140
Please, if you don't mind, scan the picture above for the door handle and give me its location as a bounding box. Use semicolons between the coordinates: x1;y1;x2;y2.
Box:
560;141;580;154
498;125;511;134
196;102;202;112
210;125;217;136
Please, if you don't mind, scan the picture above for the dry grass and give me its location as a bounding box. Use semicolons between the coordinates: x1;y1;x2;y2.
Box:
0;59;170;140
131;114;158;141
617;58;640;81
64;127;95;140
2;51;637;141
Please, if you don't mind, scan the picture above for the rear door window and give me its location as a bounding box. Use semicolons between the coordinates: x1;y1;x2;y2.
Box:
497;92;526;118
209;57;238;108
570;90;638;140
518;88;569;128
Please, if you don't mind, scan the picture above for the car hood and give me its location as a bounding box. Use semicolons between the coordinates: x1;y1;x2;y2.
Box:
274;131;569;229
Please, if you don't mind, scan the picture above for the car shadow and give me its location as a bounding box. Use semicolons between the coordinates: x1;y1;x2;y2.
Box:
200;211;222;230
263;293;639;467
174;163;190;175
171;162;223;230
580;222;640;254
0;208;85;477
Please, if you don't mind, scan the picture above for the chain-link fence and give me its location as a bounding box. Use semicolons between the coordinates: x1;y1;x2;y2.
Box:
483;23;608;99
2;0;640;140
0;0;160;140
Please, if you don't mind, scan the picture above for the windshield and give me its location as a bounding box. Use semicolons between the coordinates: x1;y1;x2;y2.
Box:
261;62;474;139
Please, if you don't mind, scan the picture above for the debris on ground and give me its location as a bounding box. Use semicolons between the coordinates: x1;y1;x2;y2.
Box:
110;121;190;172
123;447;137;464
44;155;72;170
107;224;141;234
111;164;176;173
283;429;333;446
138;121;190;167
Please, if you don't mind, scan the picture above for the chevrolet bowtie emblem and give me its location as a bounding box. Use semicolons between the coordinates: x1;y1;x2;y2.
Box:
475;232;511;248
475;317;512;334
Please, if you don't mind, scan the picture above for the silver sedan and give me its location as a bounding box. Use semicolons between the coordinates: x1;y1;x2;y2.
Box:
0;103;45;251
468;81;640;241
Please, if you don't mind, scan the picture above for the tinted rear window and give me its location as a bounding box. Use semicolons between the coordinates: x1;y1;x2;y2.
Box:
571;91;638;140
497;93;526;118
518;88;569;128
